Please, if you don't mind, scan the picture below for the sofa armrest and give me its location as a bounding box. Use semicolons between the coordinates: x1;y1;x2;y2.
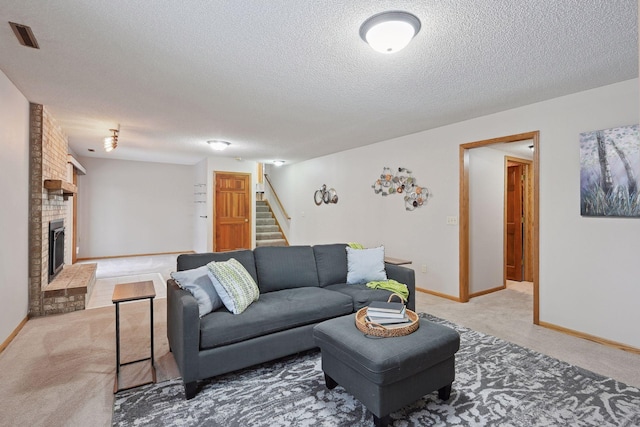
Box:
167;279;200;384
385;263;416;312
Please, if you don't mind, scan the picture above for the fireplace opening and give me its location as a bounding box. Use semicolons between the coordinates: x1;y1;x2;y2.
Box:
49;219;65;282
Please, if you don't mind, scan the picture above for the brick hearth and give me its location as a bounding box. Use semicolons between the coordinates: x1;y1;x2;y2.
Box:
43;263;97;314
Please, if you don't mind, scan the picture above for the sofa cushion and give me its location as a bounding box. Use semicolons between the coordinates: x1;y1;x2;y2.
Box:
207;258;260;315
313;243;348;287
170;266;222;317
254;246;320;293
325;283;396;311
177;250;258;283
199;287;353;349
346;246;387;284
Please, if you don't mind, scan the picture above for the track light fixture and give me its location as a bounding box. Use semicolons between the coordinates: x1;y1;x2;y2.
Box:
104;127;119;152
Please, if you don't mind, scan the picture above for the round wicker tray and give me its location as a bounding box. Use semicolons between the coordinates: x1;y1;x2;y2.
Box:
355;307;420;338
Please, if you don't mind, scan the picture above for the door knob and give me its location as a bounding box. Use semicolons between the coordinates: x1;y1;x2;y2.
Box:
244;218;248;222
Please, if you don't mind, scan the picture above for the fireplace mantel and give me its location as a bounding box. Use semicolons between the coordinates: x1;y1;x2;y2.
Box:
44;179;77;199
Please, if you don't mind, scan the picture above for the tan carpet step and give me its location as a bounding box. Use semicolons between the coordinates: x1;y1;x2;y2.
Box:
257;218;276;226
255;239;287;247
256;232;284;240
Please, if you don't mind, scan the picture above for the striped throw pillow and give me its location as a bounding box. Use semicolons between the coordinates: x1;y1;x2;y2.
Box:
206;258;259;314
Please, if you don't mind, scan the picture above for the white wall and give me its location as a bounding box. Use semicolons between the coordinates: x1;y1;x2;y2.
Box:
65;161;75;264
268;79;640;348
469;147;505;294
76;157;195;258
76;155;258;258
192;159;209;253
0;71;30;344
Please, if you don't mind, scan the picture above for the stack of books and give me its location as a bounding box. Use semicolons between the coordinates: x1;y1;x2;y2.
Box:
365;300;411;328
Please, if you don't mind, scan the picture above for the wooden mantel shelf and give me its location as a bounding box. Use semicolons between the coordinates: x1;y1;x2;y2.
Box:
44;179;77;199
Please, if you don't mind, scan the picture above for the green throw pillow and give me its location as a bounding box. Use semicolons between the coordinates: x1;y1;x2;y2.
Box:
206;258;259;314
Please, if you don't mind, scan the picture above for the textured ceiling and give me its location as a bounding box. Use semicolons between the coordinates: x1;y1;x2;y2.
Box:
0;1;637;165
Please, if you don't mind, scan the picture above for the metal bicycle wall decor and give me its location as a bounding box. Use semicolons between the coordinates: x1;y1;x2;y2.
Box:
372;167;430;210
314;184;339;205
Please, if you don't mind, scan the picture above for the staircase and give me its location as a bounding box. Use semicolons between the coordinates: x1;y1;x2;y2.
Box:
256;200;287;247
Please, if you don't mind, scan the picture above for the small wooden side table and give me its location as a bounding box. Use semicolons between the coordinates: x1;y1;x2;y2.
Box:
384;256;412;266
112;280;156;393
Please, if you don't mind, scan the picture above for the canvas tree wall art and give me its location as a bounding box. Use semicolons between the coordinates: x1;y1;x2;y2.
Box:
580;124;639;217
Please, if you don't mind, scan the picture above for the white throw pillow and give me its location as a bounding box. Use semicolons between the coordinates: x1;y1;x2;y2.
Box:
207;258;259;314
171;266;223;317
346;246;387;285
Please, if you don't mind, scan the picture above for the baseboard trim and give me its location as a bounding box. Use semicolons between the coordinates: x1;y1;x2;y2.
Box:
77;250;194;261
538;321;640;355
416;287;461;302
0;316;28;354
469;285;506;299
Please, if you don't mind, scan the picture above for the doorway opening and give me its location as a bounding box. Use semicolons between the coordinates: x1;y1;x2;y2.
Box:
459;131;540;324
505;156;534;296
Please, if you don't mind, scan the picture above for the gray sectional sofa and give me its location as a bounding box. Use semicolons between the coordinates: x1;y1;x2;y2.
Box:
166;244;416;399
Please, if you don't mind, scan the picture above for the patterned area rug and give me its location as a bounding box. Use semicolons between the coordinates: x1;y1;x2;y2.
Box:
112;314;640;426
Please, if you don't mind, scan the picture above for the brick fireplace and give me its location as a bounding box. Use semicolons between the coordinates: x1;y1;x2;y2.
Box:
28;103;81;316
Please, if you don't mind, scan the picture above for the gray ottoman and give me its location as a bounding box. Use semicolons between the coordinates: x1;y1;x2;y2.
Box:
313;314;460;427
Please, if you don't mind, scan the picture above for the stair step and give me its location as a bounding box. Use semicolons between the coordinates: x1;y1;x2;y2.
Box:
256;211;273;219
256;231;283;240
256;239;287;247
256;218;276;226
257;225;279;233
256;206;270;213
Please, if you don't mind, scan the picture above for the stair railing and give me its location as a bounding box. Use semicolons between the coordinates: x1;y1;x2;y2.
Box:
263;174;291;220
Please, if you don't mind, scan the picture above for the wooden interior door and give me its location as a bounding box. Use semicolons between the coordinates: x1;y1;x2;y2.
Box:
214;172;251;251
505;163;524;281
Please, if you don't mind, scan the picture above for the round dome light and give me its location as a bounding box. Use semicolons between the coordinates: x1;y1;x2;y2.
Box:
207;140;231;151
360;11;421;54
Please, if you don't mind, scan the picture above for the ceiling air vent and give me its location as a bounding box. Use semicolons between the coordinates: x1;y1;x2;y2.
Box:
9;22;40;49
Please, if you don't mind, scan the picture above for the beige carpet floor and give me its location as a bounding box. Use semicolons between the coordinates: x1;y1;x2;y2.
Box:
0;297;179;427
415;289;640;389
1;256;639;426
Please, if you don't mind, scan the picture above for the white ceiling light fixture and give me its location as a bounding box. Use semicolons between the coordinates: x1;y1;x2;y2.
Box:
273;160;285;167
359;11;421;54
104;127;119;152
208;140;231;151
